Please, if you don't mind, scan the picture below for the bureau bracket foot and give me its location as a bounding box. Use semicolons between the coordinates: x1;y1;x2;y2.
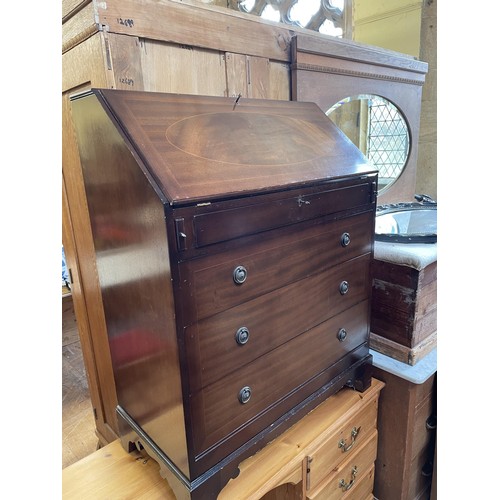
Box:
116;405;240;500
345;354;373;392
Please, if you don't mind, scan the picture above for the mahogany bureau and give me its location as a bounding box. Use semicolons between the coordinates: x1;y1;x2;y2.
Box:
71;89;378;499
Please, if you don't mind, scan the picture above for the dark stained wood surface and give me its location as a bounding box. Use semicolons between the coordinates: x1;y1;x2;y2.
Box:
189;304;370;454
371;260;437;348
190;182;372;248
179;210;374;322
72;88;377;496
188;299;370;394
71;93;190;477
93;89;375;205
189;345;371;471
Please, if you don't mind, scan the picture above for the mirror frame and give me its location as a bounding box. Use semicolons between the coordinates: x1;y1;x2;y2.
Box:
291;34;428;205
325;94;411;195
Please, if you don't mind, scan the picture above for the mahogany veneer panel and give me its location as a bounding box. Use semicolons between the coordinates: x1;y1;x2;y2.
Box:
93;89;372;205
71;89;377;499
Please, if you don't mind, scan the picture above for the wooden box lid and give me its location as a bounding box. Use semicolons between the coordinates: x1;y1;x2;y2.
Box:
85;89;375;206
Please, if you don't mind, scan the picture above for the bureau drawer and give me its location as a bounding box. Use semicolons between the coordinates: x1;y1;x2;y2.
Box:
191;182;374;248
306;395;378;492
185;256;372;391
187;298;370;392
190;334;370;456
179;210;373;323
307;429;378;499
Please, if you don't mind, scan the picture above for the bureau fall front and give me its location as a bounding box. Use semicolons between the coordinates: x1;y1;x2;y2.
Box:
71;89;378;499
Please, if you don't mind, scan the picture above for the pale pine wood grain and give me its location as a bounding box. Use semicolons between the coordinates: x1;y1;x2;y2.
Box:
63;381;384;499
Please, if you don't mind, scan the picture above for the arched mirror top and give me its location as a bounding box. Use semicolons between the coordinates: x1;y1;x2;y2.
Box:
325;94;411;195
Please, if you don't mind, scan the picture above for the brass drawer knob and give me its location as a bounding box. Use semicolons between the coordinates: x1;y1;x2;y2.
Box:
235;327;250;346
238;386;252;404
339;466;358;491
339;280;349;295
233;265;248;284
341;232;351;247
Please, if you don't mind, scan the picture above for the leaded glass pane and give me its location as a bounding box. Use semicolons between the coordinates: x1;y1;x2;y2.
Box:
230;0;347;38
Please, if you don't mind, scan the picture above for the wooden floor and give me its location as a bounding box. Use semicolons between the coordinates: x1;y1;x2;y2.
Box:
62;294;100;468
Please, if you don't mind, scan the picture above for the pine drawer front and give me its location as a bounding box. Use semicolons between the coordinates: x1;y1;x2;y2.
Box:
185;257;371;392
307;466;376;500
344;465;375;499
306;396;379;492
307;430;378;500
178;210;374;323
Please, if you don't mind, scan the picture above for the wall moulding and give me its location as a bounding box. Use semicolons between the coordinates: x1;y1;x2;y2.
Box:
291;62;425;86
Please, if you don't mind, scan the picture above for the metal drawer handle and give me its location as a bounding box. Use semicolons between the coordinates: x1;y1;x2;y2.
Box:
426;414;437;430
235;327;250;346
233;265;248;285
339;280;349;295
341;232;351;247
338;426;360;452
337;328;347;342
238;386;252;404
421;460;433;477
339;466;358;491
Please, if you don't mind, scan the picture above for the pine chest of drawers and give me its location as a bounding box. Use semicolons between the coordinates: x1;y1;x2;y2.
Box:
71;89;378;499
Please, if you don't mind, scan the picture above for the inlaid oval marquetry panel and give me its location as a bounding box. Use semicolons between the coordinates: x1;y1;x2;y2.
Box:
165;112;333;165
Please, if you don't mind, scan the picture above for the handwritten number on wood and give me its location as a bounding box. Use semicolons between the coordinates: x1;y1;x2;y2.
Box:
117;18;134;28
119;78;134;87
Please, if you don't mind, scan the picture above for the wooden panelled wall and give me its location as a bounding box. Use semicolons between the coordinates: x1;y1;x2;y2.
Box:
62;0;427;445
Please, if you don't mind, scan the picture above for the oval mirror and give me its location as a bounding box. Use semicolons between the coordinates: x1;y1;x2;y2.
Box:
326;95;410;194
375;199;437;244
